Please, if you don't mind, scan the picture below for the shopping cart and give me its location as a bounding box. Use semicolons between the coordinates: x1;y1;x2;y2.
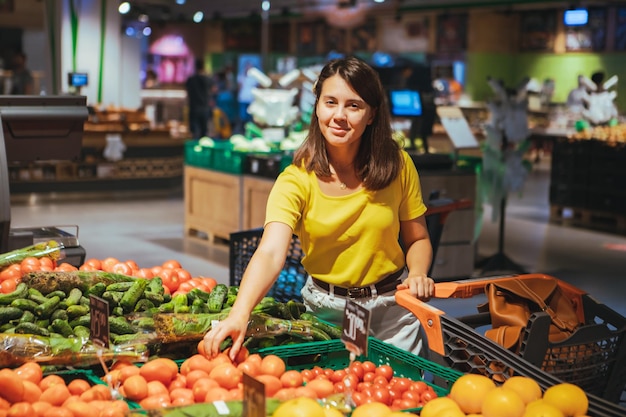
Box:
396;273;626;417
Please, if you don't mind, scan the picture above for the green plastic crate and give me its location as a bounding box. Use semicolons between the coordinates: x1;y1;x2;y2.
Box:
254;337;463;399
184;140;212;169
211;147;249;174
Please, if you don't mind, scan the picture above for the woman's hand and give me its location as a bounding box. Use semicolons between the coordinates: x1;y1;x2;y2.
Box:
203;313;249;361
397;273;434;301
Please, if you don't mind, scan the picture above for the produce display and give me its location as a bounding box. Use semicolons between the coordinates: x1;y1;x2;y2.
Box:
0;244;610;417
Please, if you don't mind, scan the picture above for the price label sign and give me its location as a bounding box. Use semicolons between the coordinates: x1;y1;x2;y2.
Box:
243;373;265;417
90;295;110;348
341;299;371;357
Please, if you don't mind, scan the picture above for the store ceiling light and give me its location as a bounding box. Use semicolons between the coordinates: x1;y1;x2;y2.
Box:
119;1;131;14
193;11;204;23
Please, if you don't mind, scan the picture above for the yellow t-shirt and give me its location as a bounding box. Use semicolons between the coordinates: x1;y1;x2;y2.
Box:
265;150;427;288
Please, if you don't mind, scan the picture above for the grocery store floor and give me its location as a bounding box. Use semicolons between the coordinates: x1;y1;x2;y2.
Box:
8;156;626;318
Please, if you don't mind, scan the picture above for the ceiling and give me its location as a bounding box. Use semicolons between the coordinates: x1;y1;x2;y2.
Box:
122;0;605;23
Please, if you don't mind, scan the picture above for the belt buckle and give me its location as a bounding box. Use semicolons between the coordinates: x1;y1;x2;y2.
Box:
347;287;369;298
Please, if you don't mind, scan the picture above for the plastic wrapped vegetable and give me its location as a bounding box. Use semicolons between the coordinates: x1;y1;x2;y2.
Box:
0;240;63;269
21;270;136;295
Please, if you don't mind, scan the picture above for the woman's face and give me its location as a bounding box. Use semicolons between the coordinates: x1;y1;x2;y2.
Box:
316;74;374;151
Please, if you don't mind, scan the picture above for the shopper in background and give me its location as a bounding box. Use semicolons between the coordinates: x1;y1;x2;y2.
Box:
185;58;217;139
236;61;259;133
204;56;434;359
10;51;34;95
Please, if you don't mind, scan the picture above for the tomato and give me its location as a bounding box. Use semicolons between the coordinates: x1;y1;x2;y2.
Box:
176;282;195;294
134;268;154;279
372;375;389;387
363;372;376;383
351;391;366;406
0;279;17;294
333;381;345;393
300;369;314;382
420;388;438;403
306;378;334;399
0;369;25;403
362;361;377;373
123;375;149;402
15;362;43;385
162;259;182;269
374;365;393;381
81;258;102;270
391;398;418;410
175;268;192;283
409;380;428;395
100;257;120;272
371;386;391;405
348;361;364;380
39;257;55;269
343;373;359;391
192;378;218;403
389;377;411;394
401;389;421;403
111;262;133;276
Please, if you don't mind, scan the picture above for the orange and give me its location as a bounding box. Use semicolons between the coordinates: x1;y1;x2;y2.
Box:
502;376;543;405
448;373;496;414
260;354;286;378
419;396;462;417
523;399;565;417
305;378;335;399
273;397;327;417
280;370;304;388
481;387;525;417
351;402;392;417
542;383;588;417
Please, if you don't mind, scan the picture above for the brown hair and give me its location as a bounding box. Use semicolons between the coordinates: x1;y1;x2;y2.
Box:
293;56;403;191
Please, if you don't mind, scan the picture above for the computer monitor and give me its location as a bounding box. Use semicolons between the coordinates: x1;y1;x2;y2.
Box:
389;89;423;117
68;72;89;88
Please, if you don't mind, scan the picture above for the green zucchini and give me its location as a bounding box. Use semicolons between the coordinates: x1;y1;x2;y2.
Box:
15;322;50;337
120;279;149;313
0;283;28;305
207;284;228;313
0;306;24;324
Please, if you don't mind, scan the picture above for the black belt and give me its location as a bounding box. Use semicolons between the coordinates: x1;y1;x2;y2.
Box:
311;268;405;299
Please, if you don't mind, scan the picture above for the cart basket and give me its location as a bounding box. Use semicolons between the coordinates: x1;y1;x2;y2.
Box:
396;273;626;417
229;228;306;302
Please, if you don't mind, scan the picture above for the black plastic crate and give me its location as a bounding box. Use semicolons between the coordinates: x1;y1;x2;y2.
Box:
229;228;307;302
396;274;626;417
549;183;588;208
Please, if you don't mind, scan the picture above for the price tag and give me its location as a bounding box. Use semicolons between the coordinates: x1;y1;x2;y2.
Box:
243;373;265;417
341;299;371;357
90;295;110;348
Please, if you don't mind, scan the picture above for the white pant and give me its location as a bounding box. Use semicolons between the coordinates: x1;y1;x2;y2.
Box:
301;276;424;357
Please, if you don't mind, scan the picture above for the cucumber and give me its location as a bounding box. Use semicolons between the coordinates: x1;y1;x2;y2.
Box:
0;306;24;324
19;310;36;324
120;279;149;313
69;314;90;328
106;282;135;292
147;277;164;295
0;323;14;332
112;307;124;317
34;295;61;318
133;299;155;313
299;313;343;339
50;309;69;321
132;317;155;331
15;322;50;337
86;282;107;298
191;298;209;314
189;288;210;302
109;316;136;335
51;319;74;338
73;325;90;340
65;288;83;306
0;283;28;305
102;291;124;307
46;290;66;300
207;284;228;313
287;300;307;319
66;304;89;319
79;296;91;306
27;288;48;304
143;291;164;306
10;298;39;312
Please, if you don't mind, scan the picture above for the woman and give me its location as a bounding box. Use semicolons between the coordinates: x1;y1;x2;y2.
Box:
204;56;434;359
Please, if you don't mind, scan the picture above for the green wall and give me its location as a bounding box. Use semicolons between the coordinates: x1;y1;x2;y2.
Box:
466;52;626;110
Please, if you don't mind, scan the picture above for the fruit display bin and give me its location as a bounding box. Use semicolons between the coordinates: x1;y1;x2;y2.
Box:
255;337;464;399
396;273;626;417
229;228;306;302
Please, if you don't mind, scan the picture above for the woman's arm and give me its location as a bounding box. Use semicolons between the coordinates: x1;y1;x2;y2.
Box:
203;221;294;359
399;216;434;300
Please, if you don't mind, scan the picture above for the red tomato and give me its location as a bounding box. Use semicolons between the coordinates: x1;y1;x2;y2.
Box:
362;361;377;373
371;386;391;405
348;361;364;380
161;260;182;270
175;268;192;283
389;377;411;394
330;369;346;383
374;365;393;381
111;262;133;276
420;388;437;403
363;372;376;383
372;375;389;386
351;391;366;406
409;380;428;395
401;389;421;402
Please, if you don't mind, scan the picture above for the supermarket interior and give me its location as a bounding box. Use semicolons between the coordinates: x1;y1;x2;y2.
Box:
2;0;626;416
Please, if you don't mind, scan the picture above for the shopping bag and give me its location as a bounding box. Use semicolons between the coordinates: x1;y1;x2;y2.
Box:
478;277;582;353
